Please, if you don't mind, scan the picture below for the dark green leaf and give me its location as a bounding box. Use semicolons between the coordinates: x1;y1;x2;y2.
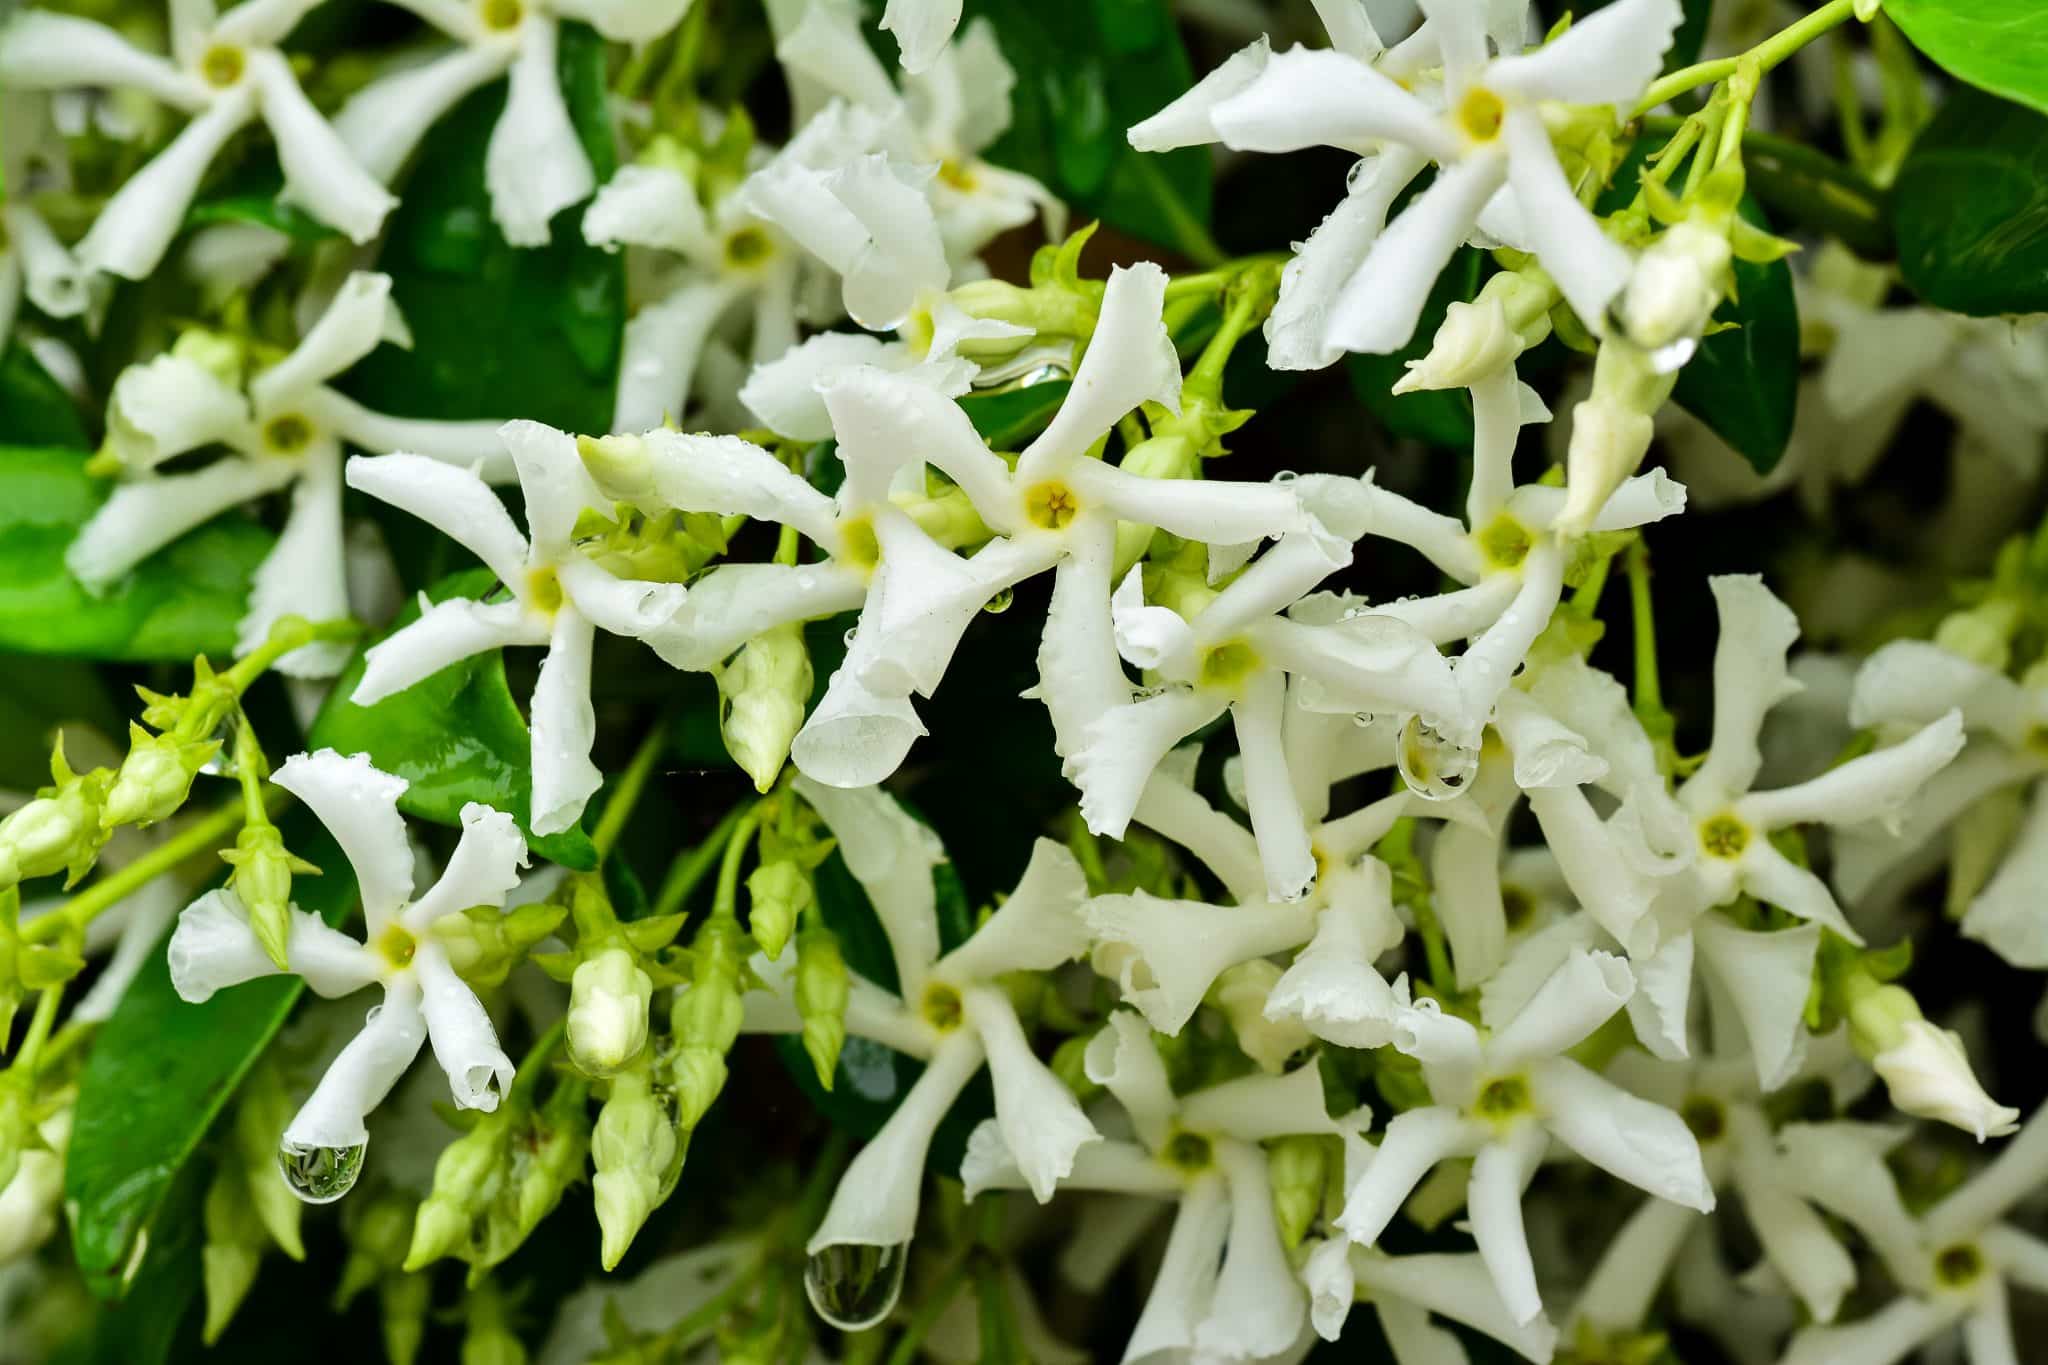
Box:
0;655;121;790
186;190;341;243
308;569;599;869
1735;129;1892;262
1891;87;2048;317
65;809;359;1299
1885;0;2048;117
968;0;1212;253
0;343;90;448
959;378;1072;449
0;445;273;661
340;21;623;435
74;1162;208;1363
1346;248;1485;446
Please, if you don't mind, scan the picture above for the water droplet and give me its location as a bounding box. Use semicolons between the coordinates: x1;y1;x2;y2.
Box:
1394;714;1478;802
1351;712;1378;728
797;571;818;592
804;1241;908;1331
1273;470;1298;483
982;586;1014;614
197;710;243;777
843;628;857;647
278;1140;366;1205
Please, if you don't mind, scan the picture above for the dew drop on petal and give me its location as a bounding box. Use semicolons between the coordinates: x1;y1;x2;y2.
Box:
1394;713;1478;802
804;1241;908;1331
278;1139;366;1205
982;586;1014;614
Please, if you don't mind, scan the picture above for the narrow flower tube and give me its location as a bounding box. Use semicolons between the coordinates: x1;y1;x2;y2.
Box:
1084;892;1318;1035
1193;1139;1309;1359
284;978;431;1152
960;985;1098;1202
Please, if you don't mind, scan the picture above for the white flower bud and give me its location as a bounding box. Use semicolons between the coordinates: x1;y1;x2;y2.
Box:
1871;1019;2020;1142
567;946;652;1079
1620;222;1731;353
0;1110;69;1262
1395;272;1555;394
1557;398;1658;536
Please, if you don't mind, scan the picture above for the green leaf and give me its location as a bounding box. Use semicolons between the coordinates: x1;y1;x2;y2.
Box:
1346;247;1486;446
65;809;359;1300
74;1162;208;1363
968;0;1212;252
186;190;340;243
0;343;90;448
0;656;121;789
1891;87;2048;317
0;445;273;661
307;569;599;869
340;21;623;435
1885;0;2048;117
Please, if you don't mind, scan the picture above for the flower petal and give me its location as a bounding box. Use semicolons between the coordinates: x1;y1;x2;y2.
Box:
76;88;259;280
881;0;962;73
961;985;1098;1201
789;657;930;788
332;43;510;185
1531;1057;1713;1212
612;279;747;434
791;775;945;999
354;595;547;705
344;451;530;589
0;12;208;108
1193;1138;1311;1358
414;941;514;1110
1502;107;1633;332
167;887;378;1003
1017;263;1179;484
1209;45;1451;159
1486;0;1684;110
934;839;1089;982
1335;1105;1487;1245
1071;689;1228;839
529;609;602;837
1469;1122;1550;1324
249;50;397;244
1327;152;1507;355
1181;1060;1340;1143
1082;892;1317;1036
1487;948;1634;1073
643;562;866;671
1740;710;1965;832
282;978;430;1152
1082;1009;1178;1151
101;353;254;474
403;801;530;929
1127;35;1271;152
240;443;352;677
252;272;402;412
485;16;597;246
1269;147;1431;371
274;749;417;925
1124;1175;1231;1362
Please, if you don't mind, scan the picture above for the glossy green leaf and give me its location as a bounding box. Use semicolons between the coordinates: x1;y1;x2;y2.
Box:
0;343;90;448
1891;87;2048;317
340;21;623;435
185;189;340;243
1885;0;2048;117
963;379;1073;449
308;569;599;869
0;445;272;661
73;1162;208;1363
65;809;358;1300
0;656;120;789
1346;247;1486;447
969;0;1212;253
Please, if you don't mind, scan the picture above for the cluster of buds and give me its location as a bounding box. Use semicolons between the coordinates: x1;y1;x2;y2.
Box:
0;743;112;893
542;874;685;1079
407;1070;592;1279
590;1051;682;1270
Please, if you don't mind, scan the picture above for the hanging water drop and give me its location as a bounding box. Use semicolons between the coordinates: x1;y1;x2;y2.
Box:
1394;713;1478;802
804;1241;909;1331
278;1139;366;1205
982;586;1014;614
1273;470;1298;483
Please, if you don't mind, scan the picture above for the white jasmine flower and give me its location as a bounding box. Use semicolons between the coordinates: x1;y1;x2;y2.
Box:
878;0;960;73
67;272;511;676
165;750;528;1178
1305;1237;1560;1362
740;781;1094;1253
0;1;395;280
1338;949;1714;1324
775;5;1062;268
331;0;693;246
964;1010;1358;1362
345;420;689;835
1574;1045;1871;1335
1782;1105;2048;1365
1132;0;1686;357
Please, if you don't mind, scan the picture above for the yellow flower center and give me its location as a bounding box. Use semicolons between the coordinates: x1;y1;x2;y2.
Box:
1934;1242;1985;1289
1198;639;1261;693
1473;513;1532;571
261;413;313;455
1160;1130;1213;1174
375;922;416;969
921;981;963;1032
723;227;773;268
1456;85;1506;143
1024;480;1080;530
1698;812;1750;860
1474;1074;1531;1121
527;564;565;615
937;160;978;192
479;0;523;30
200;44;245;88
1679;1095;1726;1142
838;516;880;572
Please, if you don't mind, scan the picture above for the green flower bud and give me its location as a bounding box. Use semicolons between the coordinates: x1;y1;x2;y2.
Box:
103;725;218;828
577;433;656;504
793;926;848;1091
0;755;111;889
745;860;811;961
382;1270;431;1365
231;1059;305;1260
1209;959;1311;1075
461;1282;528;1365
0;1076;35;1195
568;945;653;1079
670;918;747;1128
1934;602;2019;673
221;823;319;972
1266;1135;1328;1248
0;1104;66;1263
591;1060;680;1271
336;1189;415;1310
514;1081;592;1236
406;1111;514;1272
718;623;812;794
202;1160;272;1343
433;901;566;991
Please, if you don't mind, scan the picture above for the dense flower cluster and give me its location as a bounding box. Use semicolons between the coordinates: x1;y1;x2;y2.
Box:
4;0;2048;1362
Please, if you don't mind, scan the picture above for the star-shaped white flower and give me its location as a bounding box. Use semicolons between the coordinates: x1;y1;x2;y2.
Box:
345;420;689;835
329;0;692;245
167;750;528;1193
0;0;395;280
67;272;512;676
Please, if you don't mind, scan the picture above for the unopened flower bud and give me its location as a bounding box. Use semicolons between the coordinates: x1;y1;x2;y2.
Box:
515;1083;592;1235
1933;602;2019;673
1396;271;1556;393
1869;1015;2020;1142
222;823;313;971
568;946;653;1078
103;726;217;828
337;1189;415;1309
0;1106;67;1262
794;925;848;1090
202;1163;268;1342
433;901;566;991
1558;398;1660;537
1267;1134;1329;1248
746;861;812;960
591;1061;678;1270
405;1112;512;1271
576;433;656;504
1210;959;1312;1074
719;623;812;794
1620;221;1732;353
0;771;109;889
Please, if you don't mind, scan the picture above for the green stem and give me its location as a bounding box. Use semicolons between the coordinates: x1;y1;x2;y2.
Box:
25;800;247;943
1161;255;1288;302
591;722;669;861
1569;544;1615;620
1625;539;1662;717
232;716;268;815
222;616;360;695
1632;0;1858;117
12;981;63;1073
1412;893;1455;996
1183;266;1277;399
884;1257;976;1365
651;806;746;920
711;807;765;921
508;1018;566;1107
